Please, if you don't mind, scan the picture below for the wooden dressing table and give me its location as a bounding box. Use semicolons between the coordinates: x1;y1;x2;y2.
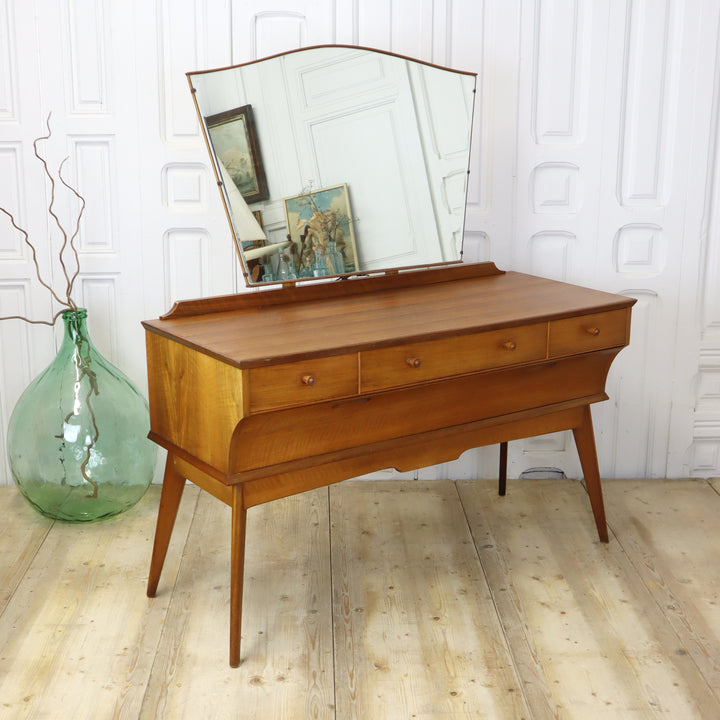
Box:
143;261;635;667
145;45;635;667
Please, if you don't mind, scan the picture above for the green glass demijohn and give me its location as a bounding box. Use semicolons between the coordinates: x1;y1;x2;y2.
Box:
7;308;156;522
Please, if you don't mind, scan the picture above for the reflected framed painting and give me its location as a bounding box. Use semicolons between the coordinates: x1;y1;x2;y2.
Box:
283;183;359;277
206;105;269;204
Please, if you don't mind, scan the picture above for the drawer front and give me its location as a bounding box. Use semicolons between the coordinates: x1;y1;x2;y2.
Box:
249;354;358;412
360;323;547;392
548;309;629;357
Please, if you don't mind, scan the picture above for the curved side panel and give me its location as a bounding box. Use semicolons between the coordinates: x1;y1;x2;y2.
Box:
145;331;247;473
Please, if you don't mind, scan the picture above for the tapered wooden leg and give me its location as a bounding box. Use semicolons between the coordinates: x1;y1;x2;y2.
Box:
229;486;247;668
572;405;609;543
147;454;186;597
498;441;508;496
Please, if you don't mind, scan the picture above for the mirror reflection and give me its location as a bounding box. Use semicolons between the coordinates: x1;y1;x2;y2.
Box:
188;46;476;285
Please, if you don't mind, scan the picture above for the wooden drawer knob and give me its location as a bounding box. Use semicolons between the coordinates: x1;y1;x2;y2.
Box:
302;374;316;386
586;326;601;336
503;341;517;351
406;357;422;368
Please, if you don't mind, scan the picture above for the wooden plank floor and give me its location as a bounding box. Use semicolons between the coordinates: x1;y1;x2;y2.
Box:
1;477;719;719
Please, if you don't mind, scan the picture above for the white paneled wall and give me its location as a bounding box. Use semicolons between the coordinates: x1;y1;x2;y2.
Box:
1;0;719;485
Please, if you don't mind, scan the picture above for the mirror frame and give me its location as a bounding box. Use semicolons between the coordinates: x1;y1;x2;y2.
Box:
187;44;477;287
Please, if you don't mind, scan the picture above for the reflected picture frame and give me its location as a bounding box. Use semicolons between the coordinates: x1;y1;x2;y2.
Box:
205;104;269;204
283;183;359;276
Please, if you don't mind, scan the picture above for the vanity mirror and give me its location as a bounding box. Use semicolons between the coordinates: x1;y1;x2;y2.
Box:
187;45;477;284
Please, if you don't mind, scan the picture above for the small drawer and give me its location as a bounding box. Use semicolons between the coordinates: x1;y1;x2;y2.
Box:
360;323;547;392
548;309;629;358
249;354;358;412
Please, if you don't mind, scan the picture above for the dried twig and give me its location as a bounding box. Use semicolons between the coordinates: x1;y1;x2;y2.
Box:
58;158;85;305
0;113;85;324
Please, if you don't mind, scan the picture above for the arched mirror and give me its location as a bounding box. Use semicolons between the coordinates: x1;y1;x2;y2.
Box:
188;45;476;285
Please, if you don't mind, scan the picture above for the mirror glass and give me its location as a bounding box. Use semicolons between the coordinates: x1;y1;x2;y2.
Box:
188;45;476;285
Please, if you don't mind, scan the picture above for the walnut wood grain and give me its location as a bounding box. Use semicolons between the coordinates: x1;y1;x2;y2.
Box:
146;456;186;599
359;322;548;391
549;309;630;357
248;353;358;412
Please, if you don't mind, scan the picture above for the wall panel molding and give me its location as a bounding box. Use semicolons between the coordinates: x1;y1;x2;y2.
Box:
618;0;682;207
79;274;119;362
695;356;720;414
701;78;720;337
0;0;17;120
162;163;210;209
613;223;666;277
0;281;35;421
159;0;207;141
528;230;574;280
530;162;581;214
689;436;720;475
692;349;720;475
0;143;24;258
72;137;115;253
532;0;590;144
231;1;337;63
461;230;490;262
253;11;308;57
163;228;210;305
67;0;109;114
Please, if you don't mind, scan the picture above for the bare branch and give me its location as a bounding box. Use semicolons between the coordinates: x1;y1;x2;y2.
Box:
0;112;87;325
0;309;65;326
57;156;84;310
0;207;67;308
34;113;75;299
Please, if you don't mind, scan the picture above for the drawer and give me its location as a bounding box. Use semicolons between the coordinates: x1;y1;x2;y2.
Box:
548;309;629;358
249;354;358;412
360;323;547;392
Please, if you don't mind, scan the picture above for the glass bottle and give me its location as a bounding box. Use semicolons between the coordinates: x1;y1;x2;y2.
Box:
312;249;328;277
7;309;156;522
277;258;297;281
325;240;345;274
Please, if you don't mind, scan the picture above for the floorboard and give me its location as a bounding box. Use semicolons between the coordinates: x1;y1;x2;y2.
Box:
330;480;529;719
0;488;53;615
1;477;719;719
603;479;720;707
457;478;719;719
0;484;198;719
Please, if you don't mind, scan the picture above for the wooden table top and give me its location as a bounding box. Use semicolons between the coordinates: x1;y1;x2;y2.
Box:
142;266;635;368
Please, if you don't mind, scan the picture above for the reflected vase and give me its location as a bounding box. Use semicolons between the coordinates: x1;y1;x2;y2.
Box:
325;240;344;274
7;308;156;522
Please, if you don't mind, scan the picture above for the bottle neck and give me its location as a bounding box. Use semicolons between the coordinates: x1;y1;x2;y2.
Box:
61;309;89;347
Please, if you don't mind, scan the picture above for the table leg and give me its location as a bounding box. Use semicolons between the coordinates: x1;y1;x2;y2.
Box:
498;441;508;496
230;486;247;668
572;405;609;543
147;453;186;597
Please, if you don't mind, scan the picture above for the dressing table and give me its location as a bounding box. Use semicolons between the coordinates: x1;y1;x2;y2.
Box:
143;46;635;667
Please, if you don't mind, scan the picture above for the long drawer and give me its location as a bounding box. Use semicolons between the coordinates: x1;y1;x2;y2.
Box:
359;323;548;392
